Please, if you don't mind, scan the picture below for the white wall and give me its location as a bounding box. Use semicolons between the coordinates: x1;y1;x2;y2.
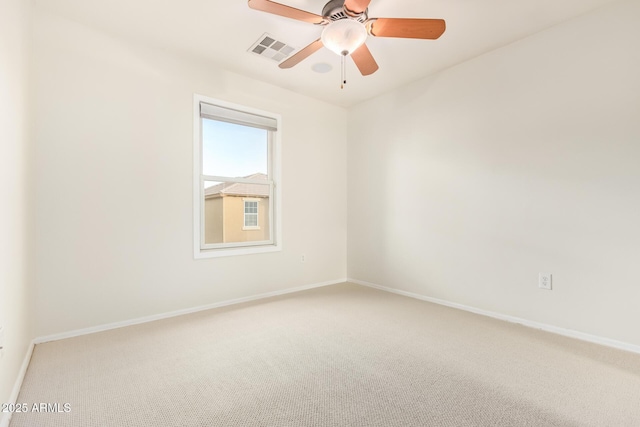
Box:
348;0;640;346
31;9;347;337
0;0;32;408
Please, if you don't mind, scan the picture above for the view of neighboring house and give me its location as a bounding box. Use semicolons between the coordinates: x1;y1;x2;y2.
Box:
204;173;270;244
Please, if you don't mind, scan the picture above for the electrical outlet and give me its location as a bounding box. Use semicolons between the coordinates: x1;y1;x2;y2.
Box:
301;254;306;263
539;273;552;290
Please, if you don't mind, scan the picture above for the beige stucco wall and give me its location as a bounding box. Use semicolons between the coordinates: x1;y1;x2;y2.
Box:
204;197;223;244
204;195;270;244
223;196;270;243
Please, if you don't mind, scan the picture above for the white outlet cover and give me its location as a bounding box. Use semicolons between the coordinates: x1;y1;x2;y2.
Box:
539;273;552;290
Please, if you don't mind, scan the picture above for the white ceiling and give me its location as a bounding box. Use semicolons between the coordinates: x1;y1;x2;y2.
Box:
35;0;619;107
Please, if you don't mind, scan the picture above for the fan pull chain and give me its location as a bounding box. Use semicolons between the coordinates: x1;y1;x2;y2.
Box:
341;50;348;89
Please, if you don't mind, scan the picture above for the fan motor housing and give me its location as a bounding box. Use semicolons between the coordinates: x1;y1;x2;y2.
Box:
322;0;368;22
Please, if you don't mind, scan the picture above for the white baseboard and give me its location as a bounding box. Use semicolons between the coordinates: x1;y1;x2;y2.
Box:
0;340;35;427
349;278;640;355
34;278;347;344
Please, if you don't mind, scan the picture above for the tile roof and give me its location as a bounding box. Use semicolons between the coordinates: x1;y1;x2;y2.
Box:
204;173;269;198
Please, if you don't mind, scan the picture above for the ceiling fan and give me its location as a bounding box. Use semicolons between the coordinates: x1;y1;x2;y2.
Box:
248;0;446;82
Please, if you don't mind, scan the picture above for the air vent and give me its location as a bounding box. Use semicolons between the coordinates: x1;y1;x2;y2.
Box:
248;33;296;63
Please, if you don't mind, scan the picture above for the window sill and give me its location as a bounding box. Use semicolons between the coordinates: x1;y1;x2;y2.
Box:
242;226;261;231
194;243;280;259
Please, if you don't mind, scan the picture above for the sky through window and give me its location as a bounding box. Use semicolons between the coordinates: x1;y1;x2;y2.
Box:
202;118;267;185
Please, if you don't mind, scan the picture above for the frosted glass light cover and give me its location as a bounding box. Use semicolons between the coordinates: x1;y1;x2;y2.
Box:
321;19;368;56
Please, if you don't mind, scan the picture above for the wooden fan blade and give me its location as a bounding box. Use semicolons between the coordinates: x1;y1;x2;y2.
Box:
279;39;324;69
248;0;325;24
367;18;446;39
343;0;372;16
350;43;378;76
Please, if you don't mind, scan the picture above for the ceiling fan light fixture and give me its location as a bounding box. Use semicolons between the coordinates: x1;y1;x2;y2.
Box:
321;19;367;56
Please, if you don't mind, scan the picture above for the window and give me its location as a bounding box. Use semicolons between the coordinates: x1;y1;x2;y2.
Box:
193;95;281;258
243;199;259;229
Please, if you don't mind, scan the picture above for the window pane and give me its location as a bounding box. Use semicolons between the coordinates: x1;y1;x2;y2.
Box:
245;201;258;214
203;181;270;245
245;214;258;227
202;118;268;179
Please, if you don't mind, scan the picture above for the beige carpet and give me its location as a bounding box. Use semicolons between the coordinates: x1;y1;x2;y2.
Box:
11;283;640;426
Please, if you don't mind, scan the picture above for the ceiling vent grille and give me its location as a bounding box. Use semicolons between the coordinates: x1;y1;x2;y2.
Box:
248;33;296;63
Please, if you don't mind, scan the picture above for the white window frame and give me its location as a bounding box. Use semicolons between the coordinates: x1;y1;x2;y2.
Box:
242;198;260;230
193;94;282;259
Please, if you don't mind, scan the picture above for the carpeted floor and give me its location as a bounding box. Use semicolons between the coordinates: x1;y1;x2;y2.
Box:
10;282;640;426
